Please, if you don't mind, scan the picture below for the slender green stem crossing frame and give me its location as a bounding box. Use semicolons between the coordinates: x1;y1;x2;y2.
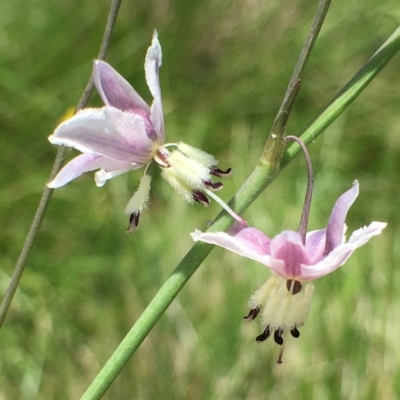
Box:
0;0;123;330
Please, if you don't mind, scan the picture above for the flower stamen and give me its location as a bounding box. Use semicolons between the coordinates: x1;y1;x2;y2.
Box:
243;306;260;322
203;187;245;224
153;147;170;168
210;166;232;178
125;174;152;233
127;212;140;233
274;329;284;345
203;180;224;191
256;327;271;343
290;327;300;338
244;276;314;362
192;191;210;207
277;339;286;364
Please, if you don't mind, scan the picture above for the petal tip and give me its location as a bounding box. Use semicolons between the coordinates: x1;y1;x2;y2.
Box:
47;179;61;189
147;32;162;67
374;221;388;231
190;230;203;241
93;59;108;71
92;59;102;77
94;170;109;187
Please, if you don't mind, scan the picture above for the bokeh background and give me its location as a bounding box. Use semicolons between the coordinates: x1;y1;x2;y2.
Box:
1;0;400;399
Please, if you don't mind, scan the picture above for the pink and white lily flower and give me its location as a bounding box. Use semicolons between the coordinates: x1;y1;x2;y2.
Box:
193;181;385;282
191;180;386;358
48;32;237;232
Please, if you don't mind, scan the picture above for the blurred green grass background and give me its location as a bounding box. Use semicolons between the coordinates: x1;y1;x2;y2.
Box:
1;0;400;399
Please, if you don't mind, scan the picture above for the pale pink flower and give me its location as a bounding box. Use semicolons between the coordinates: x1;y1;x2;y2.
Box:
192;181;385;281
47;32;235;231
192;180;386;358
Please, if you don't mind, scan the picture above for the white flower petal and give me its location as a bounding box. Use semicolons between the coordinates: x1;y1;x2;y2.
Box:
47;153;140;188
47;153;101;188
145;31;162;103
191;225;272;266
299;221;387;280
145;31;165;143
95;168;131;187
348;221;387;246
49;107;153;164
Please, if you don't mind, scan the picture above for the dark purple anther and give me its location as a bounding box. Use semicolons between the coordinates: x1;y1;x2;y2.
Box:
273;329;284;345
210;167;232;178
204;180;224;191
243;306;260;322
290;327;300;338
127;211;140;233
192;191;209;207
256;327;271;343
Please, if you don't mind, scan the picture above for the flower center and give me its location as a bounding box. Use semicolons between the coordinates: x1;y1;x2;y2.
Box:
244;276;314;362
152;143;169;167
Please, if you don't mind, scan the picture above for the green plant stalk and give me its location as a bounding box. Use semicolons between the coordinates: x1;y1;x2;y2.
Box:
80;25;400;400
283;26;400;164
0;0;123;331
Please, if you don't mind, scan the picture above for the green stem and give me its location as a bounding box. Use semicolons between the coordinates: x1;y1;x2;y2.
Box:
260;0;331;168
283;26;400;164
81;18;400;400
0;0;123;331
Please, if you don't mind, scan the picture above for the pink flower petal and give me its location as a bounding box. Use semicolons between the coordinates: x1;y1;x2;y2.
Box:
48;154;101;188
191;224;272;266
324;180;359;255
305;228;326;264
270;231;311;279
49;107;153;164
300;221;387;280
191;182;386;284
93;60;150;115
299;247;353;281
47;153;137;188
